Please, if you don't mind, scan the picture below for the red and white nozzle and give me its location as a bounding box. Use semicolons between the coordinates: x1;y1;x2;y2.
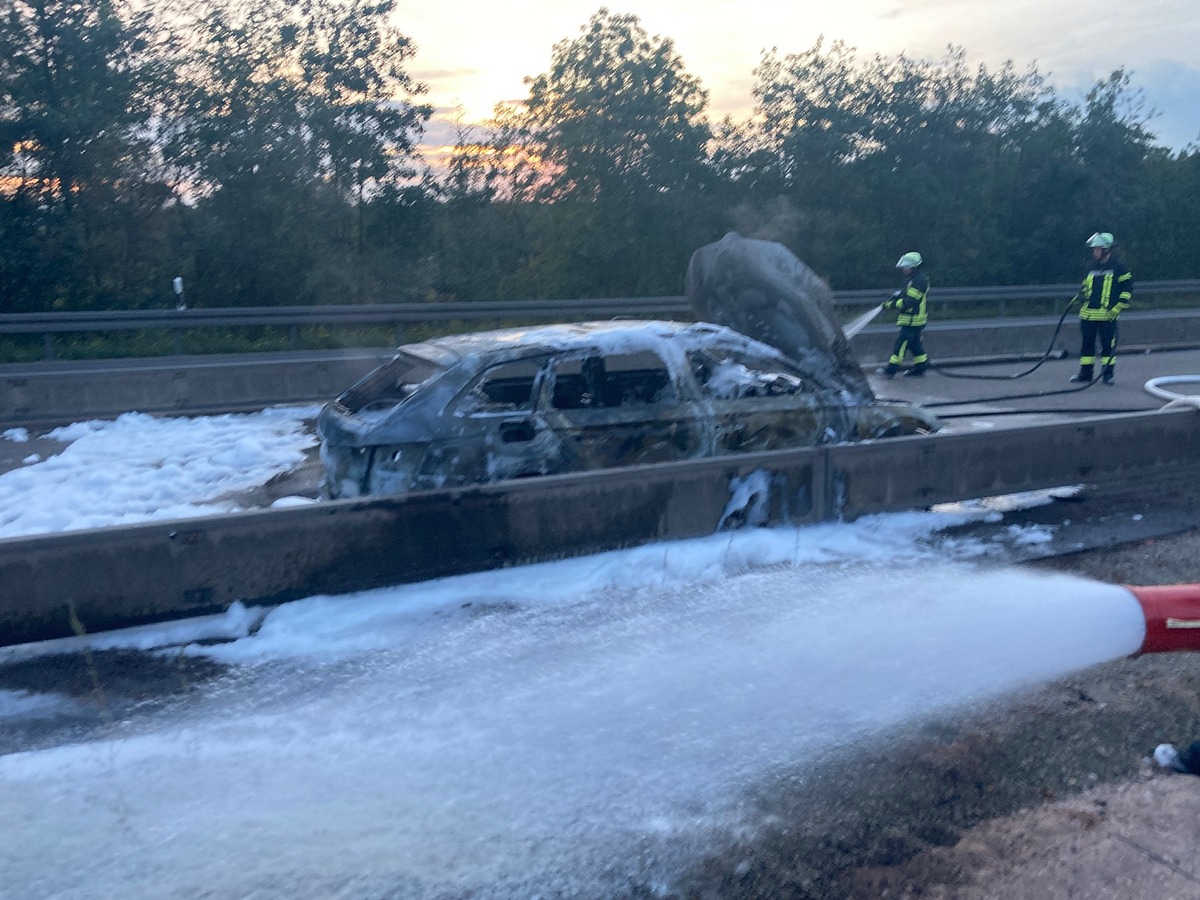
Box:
1125;583;1200;655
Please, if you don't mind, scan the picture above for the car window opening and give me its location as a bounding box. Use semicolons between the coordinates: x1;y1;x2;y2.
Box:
339;352;444;414
552;352;675;410
459;359;541;414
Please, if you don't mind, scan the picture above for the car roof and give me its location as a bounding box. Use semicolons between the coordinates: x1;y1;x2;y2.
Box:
402;320;788;364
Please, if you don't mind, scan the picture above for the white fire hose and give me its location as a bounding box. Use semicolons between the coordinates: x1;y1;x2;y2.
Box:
1145;375;1200;410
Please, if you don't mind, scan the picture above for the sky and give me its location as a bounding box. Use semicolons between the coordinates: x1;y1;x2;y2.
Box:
0;404;1151;897
399;0;1200;154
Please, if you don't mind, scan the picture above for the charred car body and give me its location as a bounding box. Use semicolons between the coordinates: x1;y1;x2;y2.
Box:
318;233;940;499
317;319;940;499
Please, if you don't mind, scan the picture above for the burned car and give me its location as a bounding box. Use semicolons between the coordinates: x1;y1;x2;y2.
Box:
316;319;940;499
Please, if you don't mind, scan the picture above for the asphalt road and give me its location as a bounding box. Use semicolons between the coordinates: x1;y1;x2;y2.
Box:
859;342;1200;563
867;343;1200;429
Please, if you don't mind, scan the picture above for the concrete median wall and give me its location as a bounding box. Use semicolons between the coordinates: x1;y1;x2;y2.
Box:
0;351;389;427
4;407;1199;647
851;309;1200;363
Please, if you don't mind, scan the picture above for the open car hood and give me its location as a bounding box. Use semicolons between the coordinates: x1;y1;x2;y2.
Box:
685;232;874;403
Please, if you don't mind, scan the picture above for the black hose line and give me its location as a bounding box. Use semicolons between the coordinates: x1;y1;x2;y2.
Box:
928;293;1080;382
921;377;1101;409
892;293;1100;408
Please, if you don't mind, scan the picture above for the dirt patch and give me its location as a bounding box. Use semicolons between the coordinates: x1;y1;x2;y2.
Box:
843;777;1200;899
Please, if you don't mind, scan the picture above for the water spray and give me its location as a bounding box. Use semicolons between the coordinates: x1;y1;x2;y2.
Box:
1125;583;1200;655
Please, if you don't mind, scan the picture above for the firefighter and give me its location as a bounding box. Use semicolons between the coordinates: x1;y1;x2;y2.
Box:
1071;232;1133;385
879;251;930;378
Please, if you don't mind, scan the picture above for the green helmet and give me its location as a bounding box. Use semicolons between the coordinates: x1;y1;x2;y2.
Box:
896;251;923;269
1086;232;1114;249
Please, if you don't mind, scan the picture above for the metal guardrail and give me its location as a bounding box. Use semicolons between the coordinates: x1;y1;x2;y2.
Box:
834;279;1200;313
4;280;1199;359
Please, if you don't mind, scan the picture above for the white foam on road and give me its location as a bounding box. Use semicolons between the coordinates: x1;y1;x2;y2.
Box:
0;519;1146;899
0;405;319;537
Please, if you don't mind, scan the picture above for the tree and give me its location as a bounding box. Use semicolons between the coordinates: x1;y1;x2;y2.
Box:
463;8;720;299
0;0;173;309
520;7;711;200
168;0;429;196
295;0;430;202
751;39;872;195
0;0;165;204
739;41;1089;286
165;0;433;305
1072;69;1156;232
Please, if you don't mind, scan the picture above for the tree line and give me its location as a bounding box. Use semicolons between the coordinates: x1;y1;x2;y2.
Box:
2;1;1198;314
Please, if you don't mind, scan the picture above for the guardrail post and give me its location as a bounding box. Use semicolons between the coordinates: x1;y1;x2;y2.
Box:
42;333;55;360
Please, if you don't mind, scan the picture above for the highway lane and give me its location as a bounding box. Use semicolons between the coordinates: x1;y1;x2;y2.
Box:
5;340;1200;476
868;344;1200;429
5;311;1200;427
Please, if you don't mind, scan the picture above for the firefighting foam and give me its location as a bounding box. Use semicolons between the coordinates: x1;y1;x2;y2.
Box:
0;553;1157;899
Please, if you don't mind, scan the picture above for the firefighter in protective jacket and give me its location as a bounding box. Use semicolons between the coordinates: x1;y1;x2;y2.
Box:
1071;232;1133;385
880;251;930;378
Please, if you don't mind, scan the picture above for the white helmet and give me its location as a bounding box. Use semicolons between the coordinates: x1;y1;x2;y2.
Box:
1086;232;1114;249
896;251;923;269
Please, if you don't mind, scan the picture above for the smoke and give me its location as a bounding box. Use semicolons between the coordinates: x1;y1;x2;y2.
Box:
728;195;807;246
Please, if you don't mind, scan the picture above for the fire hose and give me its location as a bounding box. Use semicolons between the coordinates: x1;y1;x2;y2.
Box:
1126;583;1200;654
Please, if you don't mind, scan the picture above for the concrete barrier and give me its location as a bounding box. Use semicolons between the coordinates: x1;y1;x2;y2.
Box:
4;407;1199;647
851;309;1200;364
0;350;390;427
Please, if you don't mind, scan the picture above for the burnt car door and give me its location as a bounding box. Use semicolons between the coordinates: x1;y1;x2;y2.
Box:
685;347;851;454
540;349;707;472
428;356;567;486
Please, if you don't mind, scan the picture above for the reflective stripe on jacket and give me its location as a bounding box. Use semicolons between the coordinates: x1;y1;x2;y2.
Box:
1080;257;1133;321
886;270;929;327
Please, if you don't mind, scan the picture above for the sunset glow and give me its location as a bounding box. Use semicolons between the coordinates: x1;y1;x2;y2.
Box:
398;0;1200;151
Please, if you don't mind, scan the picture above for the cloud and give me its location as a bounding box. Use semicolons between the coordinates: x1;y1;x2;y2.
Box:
411;67;481;82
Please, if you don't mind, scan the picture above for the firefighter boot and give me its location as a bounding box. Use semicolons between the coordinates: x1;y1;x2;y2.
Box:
1069;366;1094;383
1101;365;1115;386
